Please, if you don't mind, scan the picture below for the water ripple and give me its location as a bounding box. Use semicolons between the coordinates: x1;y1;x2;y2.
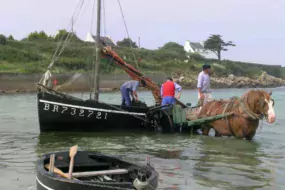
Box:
1;90;285;189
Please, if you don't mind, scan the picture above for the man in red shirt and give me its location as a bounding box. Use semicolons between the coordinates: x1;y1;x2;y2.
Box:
160;77;182;106
53;78;58;89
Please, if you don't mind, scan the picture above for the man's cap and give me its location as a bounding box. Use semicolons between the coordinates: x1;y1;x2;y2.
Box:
140;80;146;86
166;77;173;81
202;64;211;70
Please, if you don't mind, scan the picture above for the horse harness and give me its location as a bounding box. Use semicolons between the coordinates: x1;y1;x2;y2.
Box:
204;97;240;136
222;97;238;136
204;92;273;137
240;91;275;120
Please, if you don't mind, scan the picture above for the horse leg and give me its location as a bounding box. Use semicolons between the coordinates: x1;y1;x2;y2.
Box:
215;130;222;137
211;120;232;137
234;128;246;140
244;121;259;141
245;131;256;141
201;125;210;136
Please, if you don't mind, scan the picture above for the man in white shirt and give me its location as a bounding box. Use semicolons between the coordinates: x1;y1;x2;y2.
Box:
197;64;213;106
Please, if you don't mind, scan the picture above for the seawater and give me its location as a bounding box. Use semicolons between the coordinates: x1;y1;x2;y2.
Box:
0;88;284;190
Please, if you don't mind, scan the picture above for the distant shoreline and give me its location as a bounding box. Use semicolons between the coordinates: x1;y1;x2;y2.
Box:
0;72;284;94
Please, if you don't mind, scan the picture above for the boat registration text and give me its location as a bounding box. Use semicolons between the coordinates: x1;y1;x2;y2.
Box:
41;101;108;119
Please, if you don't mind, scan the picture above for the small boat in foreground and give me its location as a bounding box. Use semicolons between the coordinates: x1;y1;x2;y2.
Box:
36;146;158;190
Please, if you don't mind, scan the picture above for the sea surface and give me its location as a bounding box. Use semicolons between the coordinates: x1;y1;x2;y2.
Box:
0;88;284;190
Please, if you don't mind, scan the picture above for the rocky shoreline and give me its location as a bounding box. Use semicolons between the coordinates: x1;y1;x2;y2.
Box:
0;72;284;94
179;71;285;89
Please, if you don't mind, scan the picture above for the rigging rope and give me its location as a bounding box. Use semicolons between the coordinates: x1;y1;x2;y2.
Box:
102;0;107;36
50;1;82;62
48;0;85;70
89;0;98;98
81;0;91;18
90;0;96;33
106;57;115;72
53;0;85;61
39;0;86;87
117;0;139;69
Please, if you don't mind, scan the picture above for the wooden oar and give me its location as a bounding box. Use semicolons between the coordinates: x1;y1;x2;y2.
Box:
68;145;78;179
49;154;55;172
45;164;69;178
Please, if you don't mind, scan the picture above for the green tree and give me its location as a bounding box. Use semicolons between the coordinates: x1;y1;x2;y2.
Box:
0;34;7;45
158;42;186;60
159;42;185;54
27;31;50;41
54;29;81;42
55;29;68;41
159;42;183;50
7;35;14;41
117;38;138;48
204;34;235;61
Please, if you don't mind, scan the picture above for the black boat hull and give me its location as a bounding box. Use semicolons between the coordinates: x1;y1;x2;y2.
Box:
37;91;153;132
36;151;159;190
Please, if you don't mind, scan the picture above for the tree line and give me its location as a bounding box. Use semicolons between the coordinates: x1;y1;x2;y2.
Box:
116;35;236;61
0;30;236;61
2;30;283;79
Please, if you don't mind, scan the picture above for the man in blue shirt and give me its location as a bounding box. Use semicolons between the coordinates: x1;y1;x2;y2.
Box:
197;64;212;106
120;80;146;107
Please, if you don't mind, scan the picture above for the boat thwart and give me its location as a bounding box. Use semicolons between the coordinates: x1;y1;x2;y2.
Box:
36;149;159;190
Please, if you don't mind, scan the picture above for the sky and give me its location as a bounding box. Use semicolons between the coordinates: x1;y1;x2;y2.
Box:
0;0;284;65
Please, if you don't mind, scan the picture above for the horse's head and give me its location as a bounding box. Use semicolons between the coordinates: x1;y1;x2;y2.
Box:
257;91;276;123
243;90;276;123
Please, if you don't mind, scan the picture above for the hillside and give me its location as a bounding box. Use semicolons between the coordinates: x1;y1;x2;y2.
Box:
0;38;284;81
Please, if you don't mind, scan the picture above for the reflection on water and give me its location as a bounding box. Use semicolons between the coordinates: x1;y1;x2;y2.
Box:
193;137;271;190
35;133;276;189
0;89;285;189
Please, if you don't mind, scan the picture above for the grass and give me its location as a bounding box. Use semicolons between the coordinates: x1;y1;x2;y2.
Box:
0;39;284;79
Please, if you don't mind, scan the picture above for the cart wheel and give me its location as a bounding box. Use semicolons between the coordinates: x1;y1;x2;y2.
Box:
146;110;174;133
159;110;174;133
145;111;162;132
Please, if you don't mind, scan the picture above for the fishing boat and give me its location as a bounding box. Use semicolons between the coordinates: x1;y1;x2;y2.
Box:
36;0;187;133
37;88;152;132
36;146;159;190
36;0;233;134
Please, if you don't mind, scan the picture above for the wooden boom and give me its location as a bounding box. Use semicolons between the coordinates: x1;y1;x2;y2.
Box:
102;47;187;108
67;169;129;178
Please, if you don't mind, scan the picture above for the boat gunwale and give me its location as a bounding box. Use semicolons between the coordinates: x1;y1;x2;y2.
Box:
37;151;158;189
37;89;152;112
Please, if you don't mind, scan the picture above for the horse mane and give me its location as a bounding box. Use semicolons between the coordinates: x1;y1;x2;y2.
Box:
242;89;268;99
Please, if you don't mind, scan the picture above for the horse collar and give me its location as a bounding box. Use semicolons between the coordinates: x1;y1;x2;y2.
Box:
240;95;261;120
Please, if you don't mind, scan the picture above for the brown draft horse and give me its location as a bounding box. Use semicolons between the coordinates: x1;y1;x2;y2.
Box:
198;90;276;141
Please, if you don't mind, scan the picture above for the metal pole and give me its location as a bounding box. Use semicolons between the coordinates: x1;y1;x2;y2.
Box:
138;37;140;48
94;0;101;101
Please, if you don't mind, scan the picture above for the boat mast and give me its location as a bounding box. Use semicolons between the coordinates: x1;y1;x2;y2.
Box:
93;0;101;101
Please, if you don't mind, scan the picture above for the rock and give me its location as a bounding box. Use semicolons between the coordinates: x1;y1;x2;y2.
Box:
258;71;283;85
174;70;285;89
178;76;185;83
259;71;268;83
228;74;236;81
237;81;246;88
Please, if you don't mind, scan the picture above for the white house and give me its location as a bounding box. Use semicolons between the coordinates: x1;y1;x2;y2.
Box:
85;32;116;47
184;40;217;59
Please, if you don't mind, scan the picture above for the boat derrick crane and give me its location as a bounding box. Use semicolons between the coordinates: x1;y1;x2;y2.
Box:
102;46;187;108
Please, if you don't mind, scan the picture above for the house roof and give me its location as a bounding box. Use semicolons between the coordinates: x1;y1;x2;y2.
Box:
190;42;204;49
92;35;116;46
